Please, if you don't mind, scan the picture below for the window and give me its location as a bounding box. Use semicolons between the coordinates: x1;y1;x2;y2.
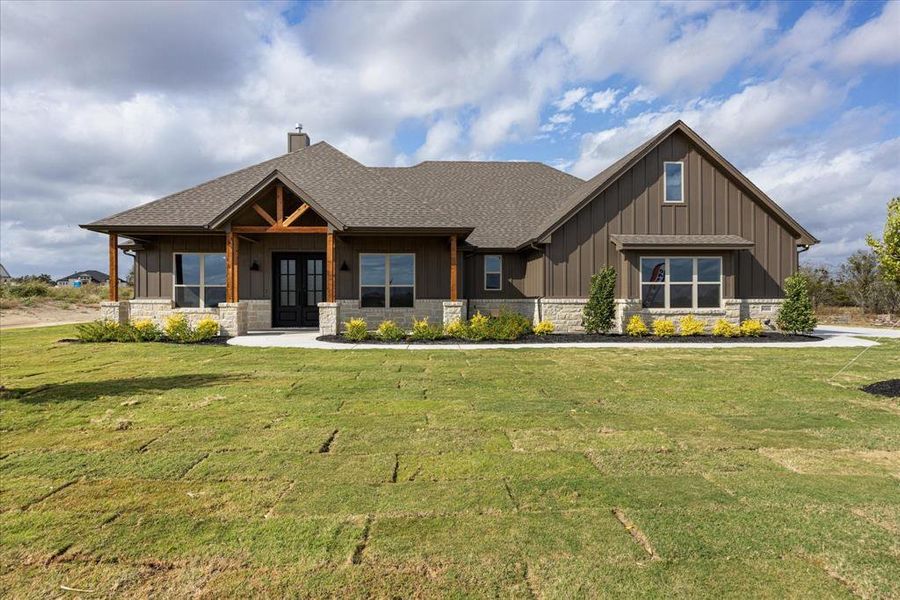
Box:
664;161;683;203
484;255;502;291
360;254;414;308
173;253;226;308
640;257;721;309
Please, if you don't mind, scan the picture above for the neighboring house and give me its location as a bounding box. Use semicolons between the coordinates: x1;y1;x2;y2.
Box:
0;263;10;283
82;121;817;336
55;270;111;287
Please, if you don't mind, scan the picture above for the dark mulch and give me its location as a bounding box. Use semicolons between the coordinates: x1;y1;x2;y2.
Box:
318;332;821;345
860;379;900;398
57;336;230;346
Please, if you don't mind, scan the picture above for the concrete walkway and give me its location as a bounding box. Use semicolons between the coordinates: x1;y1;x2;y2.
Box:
227;325;895;350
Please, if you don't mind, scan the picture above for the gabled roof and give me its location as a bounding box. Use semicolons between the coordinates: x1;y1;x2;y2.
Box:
526;120;818;247
0;263;9;278
57;270;109;283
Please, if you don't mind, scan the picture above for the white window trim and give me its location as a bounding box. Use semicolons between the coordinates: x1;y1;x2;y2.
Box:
172;252;226;308
663;161;684;203
359;253;416;308
484;254;502;291
640;257;722;309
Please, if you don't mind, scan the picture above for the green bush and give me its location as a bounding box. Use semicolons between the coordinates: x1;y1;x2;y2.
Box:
194;317;220;341
443;319;467;339
376;320;406;341
678;315;705;336
625;315;649;337
5;281;51;298
652;318;675;337
164;314;193;343
533;320;555;336
466;312;491;341
582;267;617;333
410;317;443;341
712;319;741;337
487;309;532;340
75;320;121;342
342;318;369;341
740;319;764;337
132;319;163;342
777;274;818;334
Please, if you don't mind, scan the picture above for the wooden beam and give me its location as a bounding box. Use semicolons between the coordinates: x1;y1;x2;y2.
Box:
282;203;309;227
225;232;234;302
237;234;258;244
276;183;284;225
231;225;328;234
232;232;239;302
252;203;276;226
108;233;118;302
449;234;457;302
326;231;335;303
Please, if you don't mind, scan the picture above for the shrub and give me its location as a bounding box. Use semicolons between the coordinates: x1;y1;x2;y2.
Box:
777;274;818;334
410;317;443;341
625;315;649;336
678;315;705;336
582;267;617;333
194;317;220;340
488;309;532;340
534;320;555;336
342;318;369;341
75;319;121;342
443;319;467;339
712;319;741;337
740;319;764;337
164;314;193;343
5;281;51;298
652;318;675;337
466;312;491;341
376;320;406;341
132;319;163;342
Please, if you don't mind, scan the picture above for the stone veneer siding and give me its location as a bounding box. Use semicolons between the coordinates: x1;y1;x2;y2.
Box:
99;299;248;336
336;299;444;329
243;299;272;331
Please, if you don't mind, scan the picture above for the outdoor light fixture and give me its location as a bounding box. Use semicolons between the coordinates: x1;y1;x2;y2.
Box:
250;260;260;271
340;261;349;271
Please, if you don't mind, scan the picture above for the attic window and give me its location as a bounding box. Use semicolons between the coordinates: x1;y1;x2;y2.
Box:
664;162;683;203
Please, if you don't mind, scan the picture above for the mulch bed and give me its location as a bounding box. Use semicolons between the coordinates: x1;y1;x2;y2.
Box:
318;332;822;345
860;379;900;398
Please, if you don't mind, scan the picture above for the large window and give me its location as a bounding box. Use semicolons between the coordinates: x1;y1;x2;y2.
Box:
484;255;502;291
664;161;684;203
640;257;721;309
360;254;414;308
173;253;227;307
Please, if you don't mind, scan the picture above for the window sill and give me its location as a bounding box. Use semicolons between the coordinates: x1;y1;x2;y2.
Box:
662;202;686;206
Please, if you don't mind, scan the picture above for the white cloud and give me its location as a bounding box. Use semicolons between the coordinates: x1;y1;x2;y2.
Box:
582;88;620;112
415;119;463;161
617;85;658;112
554;87;589;111
834;1;900;68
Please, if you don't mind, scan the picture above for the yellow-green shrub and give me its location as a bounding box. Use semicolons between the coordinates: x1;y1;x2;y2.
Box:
712;319;741;337
652;318;675;337
466;312;491;341
376;320;405;341
75;319;121;342
164;313;192;343
678;315;705;336
342;318;368;341
410;317;443;340
132;318;162;342
194;317;220;340
625;315;649;336
534;320;555;336
740;319;764;337
443;319;466;339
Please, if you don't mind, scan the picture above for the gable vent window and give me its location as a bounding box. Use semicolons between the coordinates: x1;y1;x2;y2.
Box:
484;255;502;291
664;161;684;203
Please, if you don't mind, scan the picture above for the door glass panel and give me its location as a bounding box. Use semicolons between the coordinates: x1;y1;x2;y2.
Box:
641;284;664;308
389;255;414;285
175;255;200;285
204;254;227;285
669;259;693;282
698;284;721;307
670;284;692;308
698;258;721;282
361;255;386;286
641;259;665;284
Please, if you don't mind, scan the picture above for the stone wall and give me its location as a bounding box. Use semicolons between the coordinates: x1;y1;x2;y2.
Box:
467;299;540;323
442;301;467;326
243;299;271;331
100;299;248;336
618;298;785;332
318;302;339;336
538;298;588;333
335;299;444;329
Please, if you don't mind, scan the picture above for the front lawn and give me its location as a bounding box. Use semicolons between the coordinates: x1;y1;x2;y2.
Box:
1;326;898;598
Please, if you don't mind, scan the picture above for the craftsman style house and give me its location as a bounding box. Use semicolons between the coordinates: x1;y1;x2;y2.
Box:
82;121;817;336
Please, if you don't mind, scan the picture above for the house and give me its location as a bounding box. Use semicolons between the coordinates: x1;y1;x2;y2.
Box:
55;270;111;287
0;263;10;283
82;121;817;337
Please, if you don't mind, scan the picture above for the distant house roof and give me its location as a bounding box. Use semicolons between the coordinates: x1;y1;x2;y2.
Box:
0;263;9;279
57;270;109;284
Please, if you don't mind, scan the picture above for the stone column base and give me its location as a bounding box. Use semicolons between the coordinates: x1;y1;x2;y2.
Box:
217;302;247;336
442;300;467;327
100;301;128;324
318;302;340;336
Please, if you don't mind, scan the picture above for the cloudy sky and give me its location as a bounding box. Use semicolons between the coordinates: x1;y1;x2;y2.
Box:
1;0;898;277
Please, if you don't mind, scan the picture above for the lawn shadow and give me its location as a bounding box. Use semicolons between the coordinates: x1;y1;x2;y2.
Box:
0;374;246;404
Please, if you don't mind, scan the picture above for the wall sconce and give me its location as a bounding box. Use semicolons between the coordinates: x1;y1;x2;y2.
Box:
250;260;260;271
340;261;349;272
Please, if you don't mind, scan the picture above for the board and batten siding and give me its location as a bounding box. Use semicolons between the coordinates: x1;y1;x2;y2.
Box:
461;251;543;299
544;131;800;299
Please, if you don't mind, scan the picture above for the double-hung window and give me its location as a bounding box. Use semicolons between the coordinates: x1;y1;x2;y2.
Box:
484;255;502;291
173;253;227;307
360;254;414;308
664;161;684;203
640;257;721;309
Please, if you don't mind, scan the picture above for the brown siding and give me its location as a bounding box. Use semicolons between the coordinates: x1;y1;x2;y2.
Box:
545;131;799;299
133;235;224;299
462;252;530;299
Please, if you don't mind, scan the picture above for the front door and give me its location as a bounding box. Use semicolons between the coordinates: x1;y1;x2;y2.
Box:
272;253;325;327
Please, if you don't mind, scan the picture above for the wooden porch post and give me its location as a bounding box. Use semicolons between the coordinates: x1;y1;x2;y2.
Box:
449;234;458;301
232;232;239;302
226;231;234;303
108;233;118;301
326;231;335;302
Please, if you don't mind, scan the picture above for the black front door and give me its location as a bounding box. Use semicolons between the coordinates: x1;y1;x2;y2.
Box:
272;253;325;327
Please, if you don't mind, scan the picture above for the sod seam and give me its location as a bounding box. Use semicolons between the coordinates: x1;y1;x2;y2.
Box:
612;508;660;561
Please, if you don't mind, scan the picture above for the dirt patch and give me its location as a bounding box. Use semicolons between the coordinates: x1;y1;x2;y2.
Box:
0;305;101;329
861;379;900;398
318;332;822;345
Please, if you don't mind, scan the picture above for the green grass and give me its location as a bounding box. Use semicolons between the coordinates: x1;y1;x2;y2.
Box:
1;326;898;598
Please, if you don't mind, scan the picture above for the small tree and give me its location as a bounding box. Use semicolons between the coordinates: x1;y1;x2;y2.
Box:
582;267;616;333
866;197;900;290
776;274;817;334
